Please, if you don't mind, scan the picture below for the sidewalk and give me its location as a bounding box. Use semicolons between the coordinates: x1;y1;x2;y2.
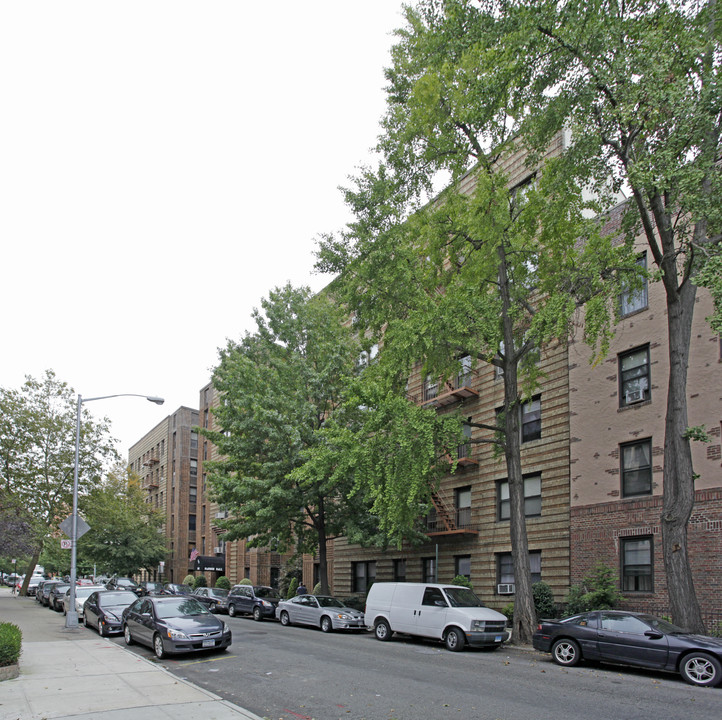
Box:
0;587;263;720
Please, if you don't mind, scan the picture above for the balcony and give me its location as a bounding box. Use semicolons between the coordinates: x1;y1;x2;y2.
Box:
143;456;159;467
422;373;478;408
143;477;159;490
456;443;478;469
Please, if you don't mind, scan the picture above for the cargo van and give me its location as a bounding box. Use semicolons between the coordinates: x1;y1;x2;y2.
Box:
364;582;510;652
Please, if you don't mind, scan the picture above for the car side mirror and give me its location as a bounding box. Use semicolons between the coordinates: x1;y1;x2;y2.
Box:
644;630;664;639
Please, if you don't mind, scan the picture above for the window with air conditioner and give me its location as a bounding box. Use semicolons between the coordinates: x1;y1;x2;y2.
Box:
619;346;650;407
497;551;541;592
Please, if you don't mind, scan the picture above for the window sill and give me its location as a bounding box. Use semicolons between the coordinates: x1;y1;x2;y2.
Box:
617;399;652;412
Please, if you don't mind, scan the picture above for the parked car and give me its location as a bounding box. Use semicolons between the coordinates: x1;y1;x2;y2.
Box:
26;576;43;597
192;587;230;613
105;577;140;594
276;594;366;632
122;595;232;659
138;581;166;597
163;583;194;597
227;585;281;620
533;610;722;687
62;585;105;618
49;583;71;611
39;580;66;607
364;582;510;652
83;590;138;636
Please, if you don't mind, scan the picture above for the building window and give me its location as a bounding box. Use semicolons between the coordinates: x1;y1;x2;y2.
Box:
622;537;653;592
497;551;541;586
621;439;653;497
393;559;407;582
424;375;439;402
620;253;648;316
619;346;650;406
189;514;196;532
455;555;471;580
190;432;198;452
458;420;472;460
189;485;197;504
521;396;541;442
190;459;198;478
456;355;472;388
423;557;436;583
498;474;542;520
455;486;472;528
352;561;376;593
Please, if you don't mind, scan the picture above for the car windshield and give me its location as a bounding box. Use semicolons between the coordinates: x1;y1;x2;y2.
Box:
100;591;137;606
146;583;163;590
174;584;193;593
443;587;484;607
155;598;209;618
75;586;100;599
209;589;229;598
255;587;280;599
316;596;345;608
53;584;70;593
639;614;685;634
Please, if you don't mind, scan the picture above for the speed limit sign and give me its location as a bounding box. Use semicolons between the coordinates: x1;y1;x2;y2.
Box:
60;539;72;549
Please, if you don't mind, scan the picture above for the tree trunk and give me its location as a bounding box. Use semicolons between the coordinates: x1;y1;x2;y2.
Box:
19;549;41;597
661;278;705;632
316;497;330;595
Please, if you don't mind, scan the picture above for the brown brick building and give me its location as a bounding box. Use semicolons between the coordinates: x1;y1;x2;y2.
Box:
128;406;199;583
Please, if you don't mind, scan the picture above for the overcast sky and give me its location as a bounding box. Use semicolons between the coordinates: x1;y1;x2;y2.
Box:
1;1;407;456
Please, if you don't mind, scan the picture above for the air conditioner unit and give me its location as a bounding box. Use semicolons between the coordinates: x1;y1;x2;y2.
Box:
497;583;515;595
213;547;223;554
625;389;646;404
214;511;228;519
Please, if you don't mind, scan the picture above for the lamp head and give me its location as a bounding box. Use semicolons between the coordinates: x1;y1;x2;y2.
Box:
147;396;165;405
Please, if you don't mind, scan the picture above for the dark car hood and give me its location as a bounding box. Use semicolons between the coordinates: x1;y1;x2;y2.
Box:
161;614;224;633
675;633;722;650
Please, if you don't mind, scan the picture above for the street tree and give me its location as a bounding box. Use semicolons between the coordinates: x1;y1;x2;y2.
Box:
317;1;635;643
201;284;378;594
0;370;117;593
513;0;722;632
78;464;166;577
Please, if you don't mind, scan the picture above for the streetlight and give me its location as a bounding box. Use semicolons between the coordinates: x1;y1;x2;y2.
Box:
65;393;164;629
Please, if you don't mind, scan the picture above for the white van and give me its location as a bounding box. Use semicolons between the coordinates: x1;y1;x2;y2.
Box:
365;582;510;652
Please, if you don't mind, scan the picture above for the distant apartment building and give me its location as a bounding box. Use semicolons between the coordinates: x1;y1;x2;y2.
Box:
128;406;199;583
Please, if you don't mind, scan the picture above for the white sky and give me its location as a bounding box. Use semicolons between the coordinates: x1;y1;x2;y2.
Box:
1;1;407;456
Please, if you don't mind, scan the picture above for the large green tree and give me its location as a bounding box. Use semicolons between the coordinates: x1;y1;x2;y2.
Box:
0;370;117;593
512;0;722;632
201;284;378;594
78;464;166;577
318;1;634;643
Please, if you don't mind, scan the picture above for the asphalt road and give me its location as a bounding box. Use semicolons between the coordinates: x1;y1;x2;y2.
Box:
100;611;722;720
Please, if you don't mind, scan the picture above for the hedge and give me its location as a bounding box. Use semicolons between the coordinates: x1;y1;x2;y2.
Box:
0;623;22;668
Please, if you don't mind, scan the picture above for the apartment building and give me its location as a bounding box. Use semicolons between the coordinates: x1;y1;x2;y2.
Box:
128;406;199;583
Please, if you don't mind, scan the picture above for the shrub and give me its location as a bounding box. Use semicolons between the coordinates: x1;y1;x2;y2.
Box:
193;575;207;589
239;578;252;586
501;603;514;624
0;623;22;668
532;581;556;619
182;574;195;586
312;582;322;594
215;576;231;590
287;578;298;599
564;563;624;615
450;575;473;590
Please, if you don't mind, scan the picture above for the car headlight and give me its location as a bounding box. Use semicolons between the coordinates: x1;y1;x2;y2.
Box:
336;614;351;620
166;628;189;640
105;612;120;622
222;622;229;633
261;600;272;607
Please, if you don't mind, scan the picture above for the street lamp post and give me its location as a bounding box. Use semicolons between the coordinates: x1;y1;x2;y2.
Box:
65;393;164;629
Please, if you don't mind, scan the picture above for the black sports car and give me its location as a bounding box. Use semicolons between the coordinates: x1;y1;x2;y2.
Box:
533;610;722;687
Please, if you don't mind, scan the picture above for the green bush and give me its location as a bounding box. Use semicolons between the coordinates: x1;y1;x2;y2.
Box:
532;581;556;619
501;603;514;624
287;577;298;599
193;575;207;589
215;576;231;590
450;575;473;590
564;563;624;615
239;578;252;586
0;623;22;668
312;582;322;594
182;574;195;586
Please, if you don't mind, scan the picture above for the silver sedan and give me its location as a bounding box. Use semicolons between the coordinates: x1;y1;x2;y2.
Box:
276;594;365;633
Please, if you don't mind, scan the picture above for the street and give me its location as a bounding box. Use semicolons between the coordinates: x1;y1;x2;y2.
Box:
109;612;721;720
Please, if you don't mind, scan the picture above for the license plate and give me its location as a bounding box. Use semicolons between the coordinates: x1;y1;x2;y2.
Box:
495;636;502;642
202;639;215;648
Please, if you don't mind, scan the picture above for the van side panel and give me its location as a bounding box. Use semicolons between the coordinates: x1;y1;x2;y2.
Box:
389;584;424;635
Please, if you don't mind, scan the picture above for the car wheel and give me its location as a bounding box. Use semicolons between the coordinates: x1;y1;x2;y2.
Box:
228;603;237;618
321;616;333;633
123;625;134;646
252;606;263;622
153;634;166;659
444;627;465;652
374;619;393;641
551;638;581;667
280;611;291;626
97;619;106;637
680;652;722;687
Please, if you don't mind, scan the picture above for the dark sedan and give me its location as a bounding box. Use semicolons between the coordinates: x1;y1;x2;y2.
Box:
49;583;71;611
163;583;194;596
138;581;166;596
83;590;138;636
122;596;232;659
533;610;722;687
192;587;230;613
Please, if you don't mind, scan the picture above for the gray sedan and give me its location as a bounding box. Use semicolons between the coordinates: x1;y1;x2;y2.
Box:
276;594;365;633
